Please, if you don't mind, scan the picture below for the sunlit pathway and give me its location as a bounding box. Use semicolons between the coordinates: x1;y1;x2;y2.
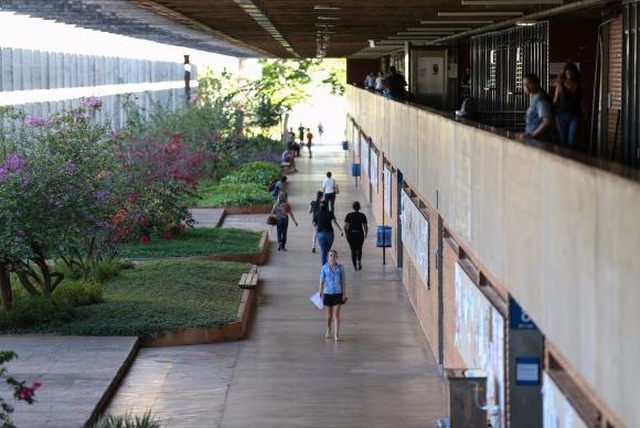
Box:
106;143;446;427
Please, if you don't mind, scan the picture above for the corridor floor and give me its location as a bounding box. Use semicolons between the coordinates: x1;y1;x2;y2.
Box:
107;143;447;427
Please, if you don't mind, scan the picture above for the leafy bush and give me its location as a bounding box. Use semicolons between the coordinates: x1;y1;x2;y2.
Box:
194;183;274;207
93;410;164;428
53;259;129;282
53;280;103;306
117;227;262;258
0;296;76;330
220;161;280;185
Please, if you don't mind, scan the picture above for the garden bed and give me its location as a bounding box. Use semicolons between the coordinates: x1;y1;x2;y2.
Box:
0;260;251;338
117;227;262;259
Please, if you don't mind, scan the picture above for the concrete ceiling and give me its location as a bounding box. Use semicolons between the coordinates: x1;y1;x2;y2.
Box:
0;0;617;59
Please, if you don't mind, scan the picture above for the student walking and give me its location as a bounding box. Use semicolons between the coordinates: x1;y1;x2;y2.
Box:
309;191;323;253
271;192;298;251
322;171;339;213
318;249;347;341
344;201;368;271
313;201;343;266
306;128;313;158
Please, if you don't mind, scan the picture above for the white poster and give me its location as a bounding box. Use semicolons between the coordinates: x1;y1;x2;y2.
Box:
370;149;378;190
383;167;391;216
400;190;429;285
542;373;589;428
361;137;370;181
455;264;505;428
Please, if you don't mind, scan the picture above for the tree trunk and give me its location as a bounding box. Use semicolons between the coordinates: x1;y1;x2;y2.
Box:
0;263;12;311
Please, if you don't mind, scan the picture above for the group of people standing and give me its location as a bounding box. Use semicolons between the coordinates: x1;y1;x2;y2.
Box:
363;66;409;102
270;169;369;341
519;62;584;148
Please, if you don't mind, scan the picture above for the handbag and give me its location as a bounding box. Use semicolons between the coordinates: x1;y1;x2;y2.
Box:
266;215;277;225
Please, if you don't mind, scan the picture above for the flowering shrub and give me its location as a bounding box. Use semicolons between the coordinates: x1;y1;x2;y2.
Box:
110;131;209;243
0;102;119;296
1;351;40;428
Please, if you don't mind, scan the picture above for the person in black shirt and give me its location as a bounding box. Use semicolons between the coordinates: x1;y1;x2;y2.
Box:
553;62;583;149
313;201;343;266
309;191;324;253
344;201;368;271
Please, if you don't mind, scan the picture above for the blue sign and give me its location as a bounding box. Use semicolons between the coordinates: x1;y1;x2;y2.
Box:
515;357;540;385
509;297;537;330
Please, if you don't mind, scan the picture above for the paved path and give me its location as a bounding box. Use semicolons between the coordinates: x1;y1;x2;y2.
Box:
106;144;447;427
0;336;137;428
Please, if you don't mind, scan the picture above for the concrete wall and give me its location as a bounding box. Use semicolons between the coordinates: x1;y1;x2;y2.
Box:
0;47;193;129
347;86;638;426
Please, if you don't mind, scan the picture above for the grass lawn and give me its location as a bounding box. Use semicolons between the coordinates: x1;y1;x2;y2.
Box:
118;227;262;258
190;182;274;207
0;260;250;336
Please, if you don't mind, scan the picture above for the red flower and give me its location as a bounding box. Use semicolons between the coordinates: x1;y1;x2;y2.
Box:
139;235;150;244
179;223;186;231
162;232;173;239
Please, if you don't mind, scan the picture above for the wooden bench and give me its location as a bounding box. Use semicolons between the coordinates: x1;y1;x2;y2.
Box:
238;272;258;289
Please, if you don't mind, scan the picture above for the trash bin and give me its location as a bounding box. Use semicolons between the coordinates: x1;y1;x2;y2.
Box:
376;225;392;248
436;417;450;428
351;163;361;177
341;140;349;150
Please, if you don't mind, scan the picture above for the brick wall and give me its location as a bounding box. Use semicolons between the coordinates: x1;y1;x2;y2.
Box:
607;16;623;161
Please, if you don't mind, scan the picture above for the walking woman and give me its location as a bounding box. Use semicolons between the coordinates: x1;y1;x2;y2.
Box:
309;190;324;253
319;249;347;341
553;62;583;149
271;192;298;251
313;200;343;266
322;171;338;213
344;201;368;271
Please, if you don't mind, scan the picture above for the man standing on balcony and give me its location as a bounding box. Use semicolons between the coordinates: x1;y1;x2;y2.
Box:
519;72;555;143
385;66;407;102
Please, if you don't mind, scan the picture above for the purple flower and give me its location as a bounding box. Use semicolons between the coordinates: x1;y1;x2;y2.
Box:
25;116;46;127
82;96;103;110
0;154;22;180
95;190;108;201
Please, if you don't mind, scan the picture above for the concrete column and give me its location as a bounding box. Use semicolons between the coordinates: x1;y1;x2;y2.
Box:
22;49;33;90
12;49;22;91
80;55;89;87
55;53;64;89
1;48;12;92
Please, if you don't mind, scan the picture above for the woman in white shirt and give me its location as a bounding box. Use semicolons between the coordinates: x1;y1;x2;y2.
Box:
322;171;338;213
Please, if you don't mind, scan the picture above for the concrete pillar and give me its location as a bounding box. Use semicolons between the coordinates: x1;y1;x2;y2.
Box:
1;48;12;92
55;53;64;89
21;49;33;90
12;48;22;91
38;51;49;89
80;55;89;87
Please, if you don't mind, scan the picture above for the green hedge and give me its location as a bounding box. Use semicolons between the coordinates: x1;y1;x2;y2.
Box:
220;161;280;185
193;183;274;207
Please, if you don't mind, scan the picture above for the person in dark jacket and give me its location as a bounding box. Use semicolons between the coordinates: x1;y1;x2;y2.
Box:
313;201;343;266
344;201;368;271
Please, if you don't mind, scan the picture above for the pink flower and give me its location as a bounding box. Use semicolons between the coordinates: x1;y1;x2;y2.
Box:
139;235;149;244
33;381;42;389
162;232;172;239
179;223;186;231
25;116;46;127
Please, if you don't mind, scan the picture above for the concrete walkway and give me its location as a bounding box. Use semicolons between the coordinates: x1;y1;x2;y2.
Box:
107;143;447;427
0;143;446;427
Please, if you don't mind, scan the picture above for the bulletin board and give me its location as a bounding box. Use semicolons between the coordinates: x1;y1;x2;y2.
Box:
400;190;429;286
361;137;370;182
455;264;505;427
370;147;378;190
383;166;391;216
542;373;588;428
